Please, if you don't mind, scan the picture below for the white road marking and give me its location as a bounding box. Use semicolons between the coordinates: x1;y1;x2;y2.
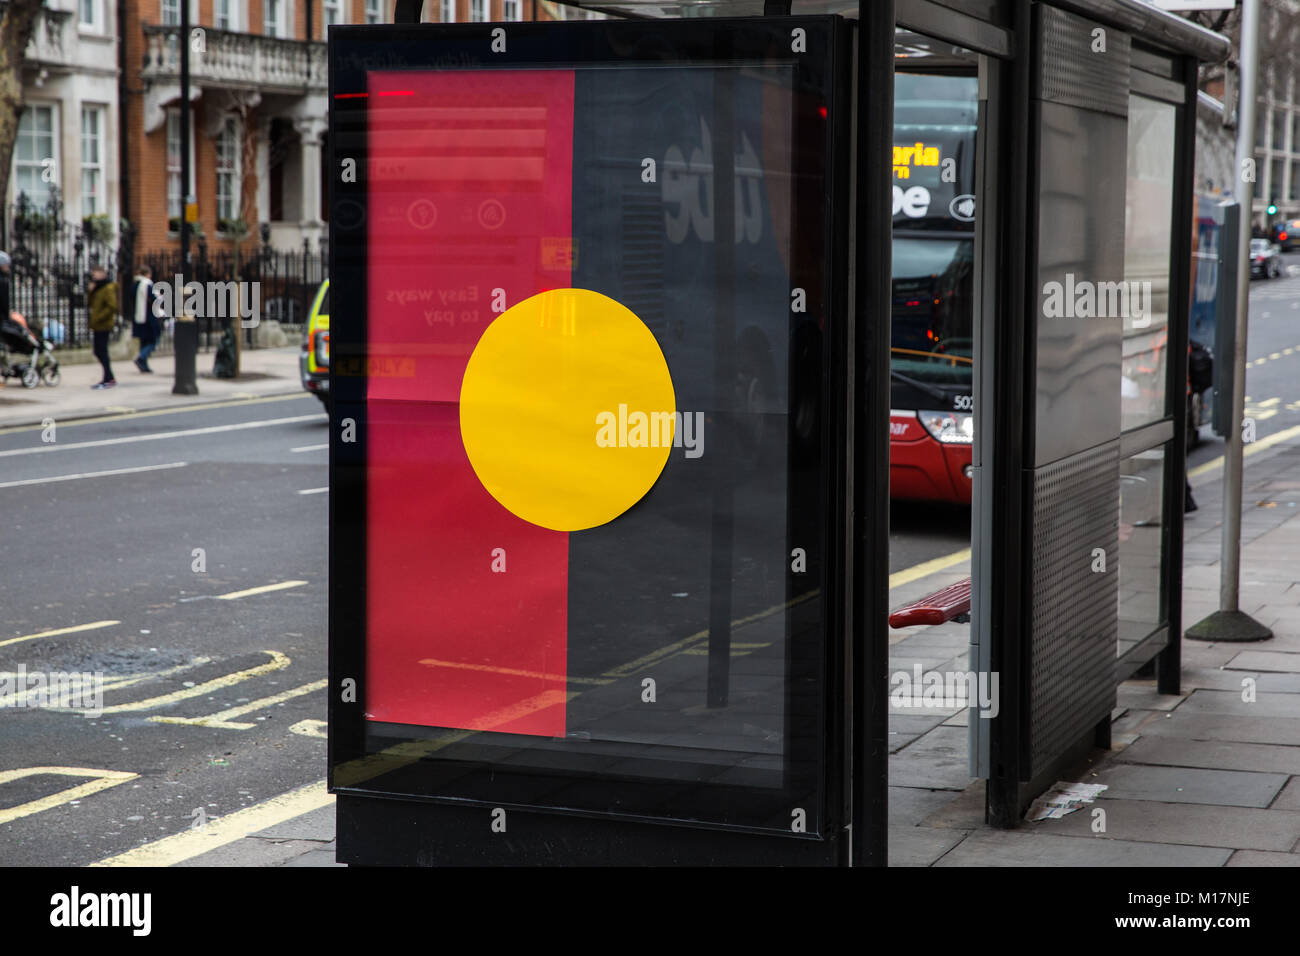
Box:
291;443;328;453
298;487;328;495
0;461;188;489
0;414;323;459
0;620;119;650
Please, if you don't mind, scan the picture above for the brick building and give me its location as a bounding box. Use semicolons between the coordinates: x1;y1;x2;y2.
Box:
121;0;578;256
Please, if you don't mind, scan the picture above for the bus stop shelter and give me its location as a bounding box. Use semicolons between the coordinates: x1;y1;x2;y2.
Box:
326;0;1230;864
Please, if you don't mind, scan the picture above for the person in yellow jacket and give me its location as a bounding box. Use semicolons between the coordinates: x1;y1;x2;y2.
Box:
87;265;118;389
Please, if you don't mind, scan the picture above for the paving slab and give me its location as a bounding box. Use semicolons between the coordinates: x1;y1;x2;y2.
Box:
1139;711;1300;746
1179;688;1300;719
889;786;963;827
279;846;344;867
1117;683;1186;711
1224;650;1300;673
888;825;969;866
1116;736;1300;776
1029;799;1300;851
889;726;974;791
1086;762;1288;808
917;780;986;830
1225;849;1300;866
933;829;1231;867
1273;778;1300;811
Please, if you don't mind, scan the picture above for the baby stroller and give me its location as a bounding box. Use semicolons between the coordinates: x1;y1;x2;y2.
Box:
0;311;60;388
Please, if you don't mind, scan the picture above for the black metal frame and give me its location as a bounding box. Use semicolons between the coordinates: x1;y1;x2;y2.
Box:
328;14;868;865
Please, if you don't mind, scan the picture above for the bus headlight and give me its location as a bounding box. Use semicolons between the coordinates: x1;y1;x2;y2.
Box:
919;410;974;444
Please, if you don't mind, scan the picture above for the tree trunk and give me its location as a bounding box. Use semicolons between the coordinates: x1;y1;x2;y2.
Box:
0;0;44;213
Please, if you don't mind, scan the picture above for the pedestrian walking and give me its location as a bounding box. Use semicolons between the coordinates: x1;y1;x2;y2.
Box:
128;263;159;373
87;266;118;389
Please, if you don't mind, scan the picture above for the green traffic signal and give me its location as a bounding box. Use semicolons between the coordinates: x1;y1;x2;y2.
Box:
1267;202;1278;215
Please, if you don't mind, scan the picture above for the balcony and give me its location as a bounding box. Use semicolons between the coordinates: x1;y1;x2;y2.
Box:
141;24;326;96
0;3;75;70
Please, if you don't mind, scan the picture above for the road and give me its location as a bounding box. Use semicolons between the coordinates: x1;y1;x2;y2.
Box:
0;393;327;867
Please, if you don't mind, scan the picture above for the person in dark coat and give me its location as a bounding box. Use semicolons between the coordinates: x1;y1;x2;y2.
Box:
129;264;160;373
87;266;118;389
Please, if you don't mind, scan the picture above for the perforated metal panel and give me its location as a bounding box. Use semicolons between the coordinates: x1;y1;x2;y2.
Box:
1036;4;1130;118
1028;440;1119;776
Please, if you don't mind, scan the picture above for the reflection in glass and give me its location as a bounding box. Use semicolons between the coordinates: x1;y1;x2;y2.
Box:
1117;446;1165;658
1121;96;1176;432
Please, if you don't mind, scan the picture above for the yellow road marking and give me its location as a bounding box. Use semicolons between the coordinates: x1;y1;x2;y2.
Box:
0;392;308;437
1258;397;1280;407
1284;348;1295;356
889;548;971;589
1268;353;1281;361
290;719;328;738
0;620;118;650
1189;424;1300;480
89;779;333;867
419;658;612;686
217;580;308;601
149;679;326;730
0;767;138;826
87;651;290;715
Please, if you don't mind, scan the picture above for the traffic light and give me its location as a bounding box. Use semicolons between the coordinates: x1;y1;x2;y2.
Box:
1266;199;1278;216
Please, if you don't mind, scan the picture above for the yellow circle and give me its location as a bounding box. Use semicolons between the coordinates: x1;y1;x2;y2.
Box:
459;288;676;532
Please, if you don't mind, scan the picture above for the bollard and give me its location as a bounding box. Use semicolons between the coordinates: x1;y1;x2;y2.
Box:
172;314;199;395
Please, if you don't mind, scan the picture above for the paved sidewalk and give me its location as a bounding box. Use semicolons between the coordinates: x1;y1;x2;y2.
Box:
888;431;1300;866
0;344;305;429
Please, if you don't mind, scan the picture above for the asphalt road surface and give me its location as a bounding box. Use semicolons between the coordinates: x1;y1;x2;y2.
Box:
0;393;328;867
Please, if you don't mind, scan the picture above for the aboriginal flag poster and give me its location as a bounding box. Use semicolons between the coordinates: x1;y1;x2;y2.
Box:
327;17;858;863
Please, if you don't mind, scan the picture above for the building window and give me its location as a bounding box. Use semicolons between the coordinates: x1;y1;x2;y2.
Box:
81;106;105;218
80;0;105;32
502;0;520;19
161;0;198;26
264;0;290;36
15;105;56;210
440;0;455;21
216;0;243;30
469;0;484;20
365;0;383;23
166;108;196;230
216;118;241;227
324;0;343;28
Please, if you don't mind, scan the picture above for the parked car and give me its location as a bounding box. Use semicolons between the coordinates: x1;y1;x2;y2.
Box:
1250;238;1283;279
300;279;330;413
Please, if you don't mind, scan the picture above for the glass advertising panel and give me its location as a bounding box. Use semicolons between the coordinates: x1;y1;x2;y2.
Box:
329;19;850;835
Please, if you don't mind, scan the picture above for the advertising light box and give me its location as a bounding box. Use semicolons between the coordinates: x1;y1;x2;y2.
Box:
328;17;853;862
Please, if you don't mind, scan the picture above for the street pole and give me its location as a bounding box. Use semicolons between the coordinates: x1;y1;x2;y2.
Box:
173;1;199;395
1186;0;1270;643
